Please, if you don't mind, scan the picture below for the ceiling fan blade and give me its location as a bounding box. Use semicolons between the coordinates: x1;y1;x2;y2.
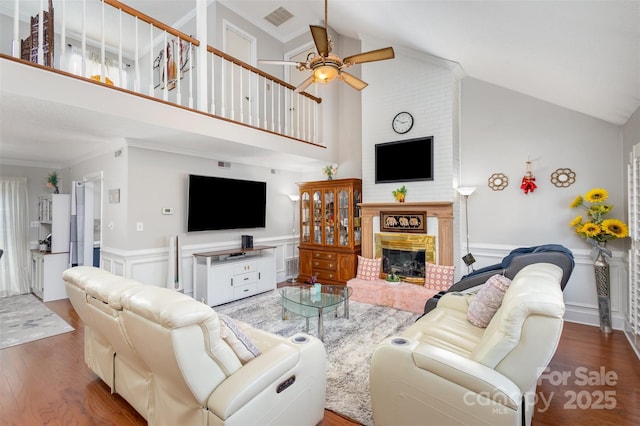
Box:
310;25;329;57
343;47;395;66
259;59;302;66
339;71;368;91
294;75;315;93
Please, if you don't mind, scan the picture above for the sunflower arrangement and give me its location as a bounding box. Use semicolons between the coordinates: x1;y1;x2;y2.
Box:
569;188;628;243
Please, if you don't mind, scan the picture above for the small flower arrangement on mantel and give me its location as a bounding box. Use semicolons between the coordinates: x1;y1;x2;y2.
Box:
47;171;60;194
392;185;407;202
386;271;401;283
323;164;338;180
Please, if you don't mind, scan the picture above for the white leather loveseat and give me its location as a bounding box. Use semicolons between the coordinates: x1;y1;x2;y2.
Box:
63;266;327;425
369;263;565;426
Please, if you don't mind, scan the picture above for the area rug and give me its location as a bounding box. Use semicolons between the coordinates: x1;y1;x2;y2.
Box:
215;290;418;426
0;293;74;349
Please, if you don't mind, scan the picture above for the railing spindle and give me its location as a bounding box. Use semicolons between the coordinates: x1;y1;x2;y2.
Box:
239;65;244;123
134;16;140;92
221;57;226;117
12;0;19;58
118;9;123;88
81;0;86;77
188;43;193;109
230;61;235;120
277;82;282;134
148;23;153;95
100;0;105;83
210;53;216;114
60;0;66;69
176;38;182;105
162;31;168;101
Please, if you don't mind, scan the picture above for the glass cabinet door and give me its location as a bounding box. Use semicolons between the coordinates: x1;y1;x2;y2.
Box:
324;189;335;246
301;191;310;243
353;188;362;245
338;189;349;246
313;191;322;244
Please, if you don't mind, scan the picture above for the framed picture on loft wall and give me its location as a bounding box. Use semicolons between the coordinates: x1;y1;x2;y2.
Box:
380;211;427;233
153;39;193;90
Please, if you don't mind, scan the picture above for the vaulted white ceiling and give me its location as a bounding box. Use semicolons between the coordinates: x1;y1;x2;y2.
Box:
215;0;639;126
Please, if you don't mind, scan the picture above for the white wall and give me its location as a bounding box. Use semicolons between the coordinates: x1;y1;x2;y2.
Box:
69;146;128;251
124;146;303;250
460;77;623;247
460;77;627;329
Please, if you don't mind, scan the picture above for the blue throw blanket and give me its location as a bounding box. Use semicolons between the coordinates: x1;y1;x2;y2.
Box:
461;244;575;281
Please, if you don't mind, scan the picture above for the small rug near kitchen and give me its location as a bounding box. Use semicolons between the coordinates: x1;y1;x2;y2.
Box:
215;290;418;426
0;293;74;349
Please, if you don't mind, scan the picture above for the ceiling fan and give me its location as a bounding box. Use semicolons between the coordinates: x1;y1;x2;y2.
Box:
259;0;394;93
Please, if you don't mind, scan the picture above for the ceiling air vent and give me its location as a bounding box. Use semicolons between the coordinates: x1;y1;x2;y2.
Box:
264;6;294;27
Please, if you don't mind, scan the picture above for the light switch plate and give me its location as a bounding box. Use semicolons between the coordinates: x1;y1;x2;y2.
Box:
109;189;120;203
162;207;173;215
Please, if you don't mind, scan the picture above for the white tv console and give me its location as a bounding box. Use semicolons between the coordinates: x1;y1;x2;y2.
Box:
192;245;276;306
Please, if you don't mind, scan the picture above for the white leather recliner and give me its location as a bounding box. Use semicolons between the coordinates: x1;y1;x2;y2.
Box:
63;266;327;426
64;266;151;418
370;263;565;426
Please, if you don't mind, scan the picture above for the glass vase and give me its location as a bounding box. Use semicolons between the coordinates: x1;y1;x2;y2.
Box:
593;242;612;333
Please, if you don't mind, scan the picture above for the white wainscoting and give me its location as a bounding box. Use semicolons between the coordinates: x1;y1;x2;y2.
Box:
100;235;298;297
466;243;628;331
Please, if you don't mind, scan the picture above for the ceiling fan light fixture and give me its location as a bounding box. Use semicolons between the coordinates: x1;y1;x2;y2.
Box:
313;64;339;83
260;0;394;93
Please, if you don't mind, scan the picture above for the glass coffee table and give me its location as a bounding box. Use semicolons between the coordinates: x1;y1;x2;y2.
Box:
280;285;352;341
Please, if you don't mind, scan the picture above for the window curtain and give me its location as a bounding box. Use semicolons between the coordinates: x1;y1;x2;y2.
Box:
69;181;85;267
0;177;31;297
65;44;131;89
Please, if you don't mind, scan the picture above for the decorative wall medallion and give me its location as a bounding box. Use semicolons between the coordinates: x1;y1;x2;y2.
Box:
550;168;576;187
488;173;509;191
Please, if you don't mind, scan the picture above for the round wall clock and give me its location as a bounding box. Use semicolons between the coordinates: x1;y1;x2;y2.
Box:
392;112;414;134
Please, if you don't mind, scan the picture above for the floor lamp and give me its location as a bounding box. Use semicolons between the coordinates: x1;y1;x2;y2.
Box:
456;187;477;272
287;194;300;282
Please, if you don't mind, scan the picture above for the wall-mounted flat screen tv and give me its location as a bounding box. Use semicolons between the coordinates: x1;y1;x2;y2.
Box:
375;136;434;183
187;174;267;232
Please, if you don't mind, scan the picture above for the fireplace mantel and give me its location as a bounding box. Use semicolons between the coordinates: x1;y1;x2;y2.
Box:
359;202;454;266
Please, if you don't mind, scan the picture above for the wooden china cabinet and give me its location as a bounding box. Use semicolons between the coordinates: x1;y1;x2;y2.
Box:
297;178;362;285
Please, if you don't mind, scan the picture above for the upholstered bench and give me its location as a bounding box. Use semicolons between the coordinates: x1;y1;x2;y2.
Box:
347;278;439;314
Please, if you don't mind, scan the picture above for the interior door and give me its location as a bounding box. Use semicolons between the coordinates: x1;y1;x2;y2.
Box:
286;45;316;137
225;23;255;124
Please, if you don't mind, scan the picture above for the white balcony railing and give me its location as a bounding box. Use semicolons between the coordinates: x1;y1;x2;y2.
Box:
2;0;321;144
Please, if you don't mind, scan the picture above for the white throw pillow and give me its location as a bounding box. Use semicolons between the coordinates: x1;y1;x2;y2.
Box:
218;313;261;364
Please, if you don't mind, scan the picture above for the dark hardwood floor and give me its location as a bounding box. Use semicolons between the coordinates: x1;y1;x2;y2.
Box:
1;297;638;425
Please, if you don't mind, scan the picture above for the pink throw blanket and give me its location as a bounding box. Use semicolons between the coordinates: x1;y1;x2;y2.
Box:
347;278;439;314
